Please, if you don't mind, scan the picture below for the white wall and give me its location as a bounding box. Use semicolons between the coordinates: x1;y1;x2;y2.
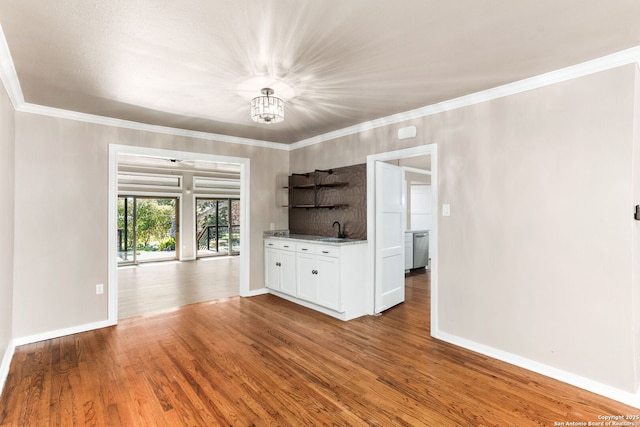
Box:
291;64;640;395
12;114;289;339
0;73;15;387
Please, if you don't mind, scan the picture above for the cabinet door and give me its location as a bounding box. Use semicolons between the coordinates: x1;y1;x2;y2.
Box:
265;248;280;291
296;252;317;303
316;255;340;311
279;250;297;296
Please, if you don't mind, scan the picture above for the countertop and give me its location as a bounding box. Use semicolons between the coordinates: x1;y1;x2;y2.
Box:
264;234;367;246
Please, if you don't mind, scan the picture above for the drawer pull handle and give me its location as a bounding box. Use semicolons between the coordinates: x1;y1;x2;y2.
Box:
284;245;289;248
301;248;308;251
322;251;329;254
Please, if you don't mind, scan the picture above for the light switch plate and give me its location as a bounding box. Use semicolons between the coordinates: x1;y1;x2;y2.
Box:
442;204;451;217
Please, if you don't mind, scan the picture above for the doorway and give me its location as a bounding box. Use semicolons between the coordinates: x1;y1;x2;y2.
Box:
117;196;179;264
366;144;438;334
108;145;251;325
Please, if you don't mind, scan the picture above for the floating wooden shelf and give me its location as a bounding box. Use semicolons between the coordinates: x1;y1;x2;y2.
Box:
286;171;349;209
284;182;348;190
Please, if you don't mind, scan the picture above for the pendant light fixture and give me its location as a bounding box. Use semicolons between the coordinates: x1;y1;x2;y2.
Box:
251;87;284;124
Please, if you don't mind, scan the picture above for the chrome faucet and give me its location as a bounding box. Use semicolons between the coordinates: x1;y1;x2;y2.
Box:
332;221;345;238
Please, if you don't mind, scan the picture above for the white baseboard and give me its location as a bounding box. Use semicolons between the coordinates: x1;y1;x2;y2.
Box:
0;338;15;397
13;319;116;347
434;330;640;409
243;287;269;297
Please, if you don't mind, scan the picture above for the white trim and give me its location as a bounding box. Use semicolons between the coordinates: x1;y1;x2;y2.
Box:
19;103;289;150
0;339;15;397
13;320;115;347
366;145;438;317
290;45;640;150
402;166;431;176
435;331;640;409
0;24;23;108
245;288;270;297
109;145;251;325
238;159;250;297
191;192;198;260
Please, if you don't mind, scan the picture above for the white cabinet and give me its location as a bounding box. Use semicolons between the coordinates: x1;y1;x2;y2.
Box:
317;256;340;310
296;243;341;311
296;251;316;302
264;240;297;296
264;238;367;321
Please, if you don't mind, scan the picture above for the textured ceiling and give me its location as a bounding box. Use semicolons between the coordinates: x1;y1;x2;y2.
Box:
1;0;640;144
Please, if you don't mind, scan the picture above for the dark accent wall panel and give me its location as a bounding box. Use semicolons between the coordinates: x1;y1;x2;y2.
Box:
289;164;367;240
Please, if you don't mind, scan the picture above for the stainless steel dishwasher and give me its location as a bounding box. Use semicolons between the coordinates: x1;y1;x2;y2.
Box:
412;231;429;269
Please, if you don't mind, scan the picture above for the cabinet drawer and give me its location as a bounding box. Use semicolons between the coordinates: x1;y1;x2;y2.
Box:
316;245;339;258
296;244;317;254
264;239;296;251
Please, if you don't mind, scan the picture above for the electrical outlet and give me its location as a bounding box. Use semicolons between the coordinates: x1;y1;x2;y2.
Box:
96;284;104;295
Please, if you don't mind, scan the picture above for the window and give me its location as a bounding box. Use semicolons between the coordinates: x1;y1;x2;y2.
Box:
117;196;178;264
196;198;240;257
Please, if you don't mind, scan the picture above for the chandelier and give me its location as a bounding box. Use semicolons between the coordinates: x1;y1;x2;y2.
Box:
251;88;284;124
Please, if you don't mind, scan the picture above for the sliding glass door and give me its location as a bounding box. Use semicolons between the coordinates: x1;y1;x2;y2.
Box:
196;198;240;258
117;196;179;265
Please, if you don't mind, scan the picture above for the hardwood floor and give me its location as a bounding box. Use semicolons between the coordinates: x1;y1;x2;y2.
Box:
118;256;239;319
1;271;637;426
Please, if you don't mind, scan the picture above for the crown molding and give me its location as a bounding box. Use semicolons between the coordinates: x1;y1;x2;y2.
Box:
17;103;289;151
1;21;639;153
289;45;640;150
0;24;24;109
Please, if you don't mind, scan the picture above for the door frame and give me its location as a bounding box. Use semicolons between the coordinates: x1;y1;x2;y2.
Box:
108;145;251;325
366;144;438;333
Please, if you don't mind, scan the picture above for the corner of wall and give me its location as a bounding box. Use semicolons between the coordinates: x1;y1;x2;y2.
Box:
0;339;15;396
0;68;16;399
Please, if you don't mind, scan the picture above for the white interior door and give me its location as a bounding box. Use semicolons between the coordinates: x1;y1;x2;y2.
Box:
375;161;406;312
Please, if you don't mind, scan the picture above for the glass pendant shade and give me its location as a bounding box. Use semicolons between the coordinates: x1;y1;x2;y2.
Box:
251;88;284;124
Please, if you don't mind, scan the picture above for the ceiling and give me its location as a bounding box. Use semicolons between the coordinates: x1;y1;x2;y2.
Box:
1;1;640;144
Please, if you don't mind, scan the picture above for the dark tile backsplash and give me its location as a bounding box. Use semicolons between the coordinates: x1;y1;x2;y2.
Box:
288;164;367;240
